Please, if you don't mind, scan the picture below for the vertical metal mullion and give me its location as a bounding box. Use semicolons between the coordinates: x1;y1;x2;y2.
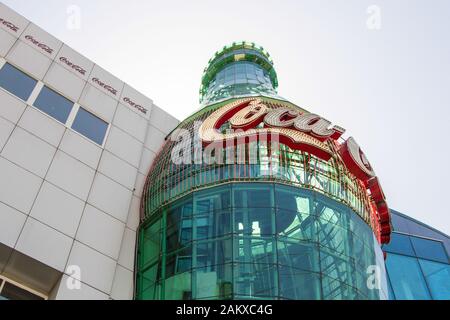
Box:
271;184;279;298
0;278;5;295
231;184;235;299
137;226;144;299
160;208;167;300
192;193;198;299
312;192;324;299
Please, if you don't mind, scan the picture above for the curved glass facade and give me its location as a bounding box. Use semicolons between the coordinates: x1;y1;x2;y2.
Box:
137;42;390;300
141;97;377;233
201;61;280;105
137;183;387;300
383;210;450;300
199;42;281;106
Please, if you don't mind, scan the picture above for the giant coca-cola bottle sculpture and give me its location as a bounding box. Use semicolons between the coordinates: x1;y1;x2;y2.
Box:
136;42;391;300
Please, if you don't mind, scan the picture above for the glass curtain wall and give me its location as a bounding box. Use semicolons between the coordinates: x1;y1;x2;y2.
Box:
137;183;387;300
383;231;450;300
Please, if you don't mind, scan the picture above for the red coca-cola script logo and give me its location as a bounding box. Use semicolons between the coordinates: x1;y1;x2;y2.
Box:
24;35;53;54
59;57;86;76
0;18;19;32
199;98;345;161
123;97;148;115
91;78;117;96
199;98;392;244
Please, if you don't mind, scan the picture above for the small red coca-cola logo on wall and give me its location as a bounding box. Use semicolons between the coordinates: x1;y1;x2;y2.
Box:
59;57;86;76
123;97;148;115
91;77;117;95
24;35;53;54
0;18;19;32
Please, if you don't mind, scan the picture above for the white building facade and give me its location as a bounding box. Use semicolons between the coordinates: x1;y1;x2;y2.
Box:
0;3;179;300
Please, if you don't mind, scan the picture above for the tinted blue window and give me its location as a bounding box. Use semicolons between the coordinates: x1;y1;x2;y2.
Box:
410;236;448;263
385;253;431;300
418;259;450;300
33;86;74;123
382;232;415;256
386;273;396;300
0;63;37;101
389;211;410;232
71;108;108;145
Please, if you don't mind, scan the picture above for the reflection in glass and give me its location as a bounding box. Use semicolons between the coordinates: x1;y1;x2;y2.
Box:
34;86;74;123
418;259;450;300
137;183;385;300
383;232;415;256
71;107;108;145
385;253;431;300
410;236;449;263
0;63;37;101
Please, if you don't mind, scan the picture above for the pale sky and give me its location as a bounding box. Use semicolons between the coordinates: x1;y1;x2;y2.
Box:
3;0;450;235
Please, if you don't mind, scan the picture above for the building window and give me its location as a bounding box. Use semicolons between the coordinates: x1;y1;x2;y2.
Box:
33;86;74;123
385;253;431;300
418;259;450;300
71;107;108;145
410;236;449;264
383;232;415;256
0;277;45;300
0;63;37;101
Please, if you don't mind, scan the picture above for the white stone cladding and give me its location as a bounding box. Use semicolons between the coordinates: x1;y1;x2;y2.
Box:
0;3;179;300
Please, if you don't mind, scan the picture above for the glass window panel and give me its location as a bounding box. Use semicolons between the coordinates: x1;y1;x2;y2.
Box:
233;184;273;208
0;282;44;300
410;236;449;263
389;211;410;233
141;264;159;291
141;282;161;300
418;259;450;300
386;273;396;300
33;86;74;123
275;184;311;213
168;196;192;224
279;266;320;299
196;238;232;267
194;185;230;214
0;63;37;101
234;237;275;264
321;275;360;300
71;108;108;145
276;209;315;241
317;219;350;257
382;232;415;256
404;218;443;239
166;218;192;252
194;264;233;299
277;240;319;272
164;271;192;300
166;247;192;278
194;210;231;240
143;219;161;266
349;215;373;246
234;263;277;298
320;247;357;289
385;253;431;300
235;207;273;237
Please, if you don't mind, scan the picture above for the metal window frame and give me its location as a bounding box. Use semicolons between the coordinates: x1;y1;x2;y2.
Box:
0;275;48;300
